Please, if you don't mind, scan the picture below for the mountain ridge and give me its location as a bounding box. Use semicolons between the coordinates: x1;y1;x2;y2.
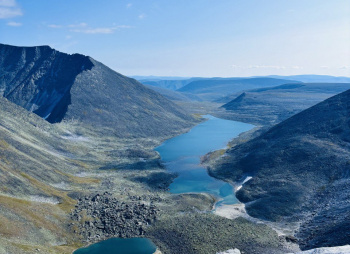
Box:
209;88;350;249
0;43;197;137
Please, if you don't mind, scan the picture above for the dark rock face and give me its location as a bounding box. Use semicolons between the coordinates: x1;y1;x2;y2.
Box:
209;89;350;249
70;192;159;242
0;43;196;137
0;43;93;123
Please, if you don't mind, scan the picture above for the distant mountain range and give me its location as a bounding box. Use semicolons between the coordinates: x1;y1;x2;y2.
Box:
266;74;350;83
0;43;196;137
209;88;350;250
176;77;301;101
138;75;350;101
220;82;350;125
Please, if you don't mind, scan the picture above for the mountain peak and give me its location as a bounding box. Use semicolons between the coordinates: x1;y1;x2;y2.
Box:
0;43;196;137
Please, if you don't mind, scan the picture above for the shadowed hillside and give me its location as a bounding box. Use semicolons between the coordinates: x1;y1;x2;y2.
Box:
0;43;197;138
209;89;350;250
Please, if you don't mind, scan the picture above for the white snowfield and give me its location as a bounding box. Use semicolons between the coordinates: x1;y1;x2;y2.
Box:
217;246;350;254
289;245;350;254
216;249;241;254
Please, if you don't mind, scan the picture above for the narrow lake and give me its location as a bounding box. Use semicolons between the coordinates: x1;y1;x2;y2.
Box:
155;115;254;206
73;115;254;253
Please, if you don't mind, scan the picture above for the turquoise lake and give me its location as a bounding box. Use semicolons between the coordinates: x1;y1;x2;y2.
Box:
73;238;157;254
74;115;253;253
155;115;254;206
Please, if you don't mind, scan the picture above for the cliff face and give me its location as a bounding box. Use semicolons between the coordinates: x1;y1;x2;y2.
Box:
0;43;196;137
0;44;93;123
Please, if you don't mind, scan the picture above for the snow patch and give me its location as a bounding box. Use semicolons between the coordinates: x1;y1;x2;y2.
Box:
289;245;350;254
51;181;71;190
216;248;241;254
61;134;89;142
236;176;253;191
29;195;59;204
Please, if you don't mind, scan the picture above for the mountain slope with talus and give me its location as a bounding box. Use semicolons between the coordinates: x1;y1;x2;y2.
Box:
0;43;196;138
209;89;350;250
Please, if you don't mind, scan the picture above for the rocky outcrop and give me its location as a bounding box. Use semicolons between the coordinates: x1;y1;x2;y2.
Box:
70;192;159;242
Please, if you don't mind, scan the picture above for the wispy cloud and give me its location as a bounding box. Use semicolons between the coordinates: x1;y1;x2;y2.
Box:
47;24;62;28
138;13;146;19
340;66;350;70
0;0;16;7
71;27;115;34
126;3;132;8
231;65;303;70
46;22;132;35
68;22;88;28
0;0;22;19
70;24;132;34
7;20;21;26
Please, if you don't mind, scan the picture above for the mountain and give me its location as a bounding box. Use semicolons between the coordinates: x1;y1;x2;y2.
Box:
0;43;196;138
220;83;350;125
138;78;202;91
266;75;350;83
177;77;301;101
209;89;350;250
131;76;191;81
144;84;202;102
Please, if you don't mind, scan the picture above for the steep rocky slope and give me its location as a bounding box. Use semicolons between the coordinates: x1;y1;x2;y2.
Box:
0;96;92;253
209;89;350;250
0;43;196;137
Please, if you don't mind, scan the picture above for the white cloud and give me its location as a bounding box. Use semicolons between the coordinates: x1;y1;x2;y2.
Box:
231;65;303;70
248;65;287;69
71;25;132;34
45;22;132;35
0;0;15;7
7;20;21;26
47;24;62;28
340;66;350;70
138;13;146;19
71;27;115;34
68;22;88;28
0;0;22;19
126;3;132;8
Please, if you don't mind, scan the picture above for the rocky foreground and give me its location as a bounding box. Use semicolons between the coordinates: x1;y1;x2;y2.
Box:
70;192;158;242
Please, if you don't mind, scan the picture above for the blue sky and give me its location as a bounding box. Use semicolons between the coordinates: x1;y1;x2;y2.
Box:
1;0;350;77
